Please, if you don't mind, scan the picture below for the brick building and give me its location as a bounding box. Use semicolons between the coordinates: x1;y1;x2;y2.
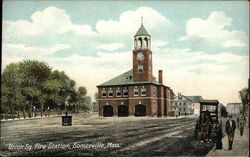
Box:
97;23;175;117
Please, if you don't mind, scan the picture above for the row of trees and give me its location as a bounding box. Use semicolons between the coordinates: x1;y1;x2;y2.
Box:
1;60;92;119
239;87;249;114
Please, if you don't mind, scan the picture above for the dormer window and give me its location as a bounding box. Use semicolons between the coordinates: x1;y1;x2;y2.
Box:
138;65;143;73
123;89;128;97
116;89;121;97
141;88;146;96
102;89;107;97
134;88;139;96
108;89;113;97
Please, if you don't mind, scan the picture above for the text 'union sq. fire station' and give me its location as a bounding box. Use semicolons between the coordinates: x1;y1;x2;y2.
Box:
97;23;175;117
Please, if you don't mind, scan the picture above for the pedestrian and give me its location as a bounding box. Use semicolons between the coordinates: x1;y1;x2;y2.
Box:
236;116;239;129
225;115;236;150
238;115;246;136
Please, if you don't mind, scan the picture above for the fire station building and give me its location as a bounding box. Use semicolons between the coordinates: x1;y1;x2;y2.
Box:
97;23;175;117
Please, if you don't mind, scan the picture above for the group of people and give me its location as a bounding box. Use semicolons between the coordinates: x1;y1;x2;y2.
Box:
225;114;247;150
199;111;247;151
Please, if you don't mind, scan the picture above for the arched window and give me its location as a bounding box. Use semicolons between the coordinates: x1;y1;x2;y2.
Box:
148;38;151;49
144;37;148;49
138;38;142;49
134;39;137;49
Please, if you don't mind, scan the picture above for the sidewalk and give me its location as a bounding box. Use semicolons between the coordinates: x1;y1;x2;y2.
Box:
0;114;61;122
207;125;249;157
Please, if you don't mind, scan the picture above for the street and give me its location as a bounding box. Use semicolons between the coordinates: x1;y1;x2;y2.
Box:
1;113;214;156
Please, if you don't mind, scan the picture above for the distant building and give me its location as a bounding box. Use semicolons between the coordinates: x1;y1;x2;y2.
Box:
185;96;203;116
96;23;175;117
227;103;243;114
173;93;193;116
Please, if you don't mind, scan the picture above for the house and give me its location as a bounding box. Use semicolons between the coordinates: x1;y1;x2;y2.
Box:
185;96;203;116
173;93;193;116
96;23;175;117
227;103;243;114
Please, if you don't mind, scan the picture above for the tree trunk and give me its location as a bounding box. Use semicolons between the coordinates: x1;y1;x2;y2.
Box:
73;103;76;113
17;109;20;119
41;103;44;117
5;109;8;120
11;108;14;120
28;109;31;118
23;109;26;119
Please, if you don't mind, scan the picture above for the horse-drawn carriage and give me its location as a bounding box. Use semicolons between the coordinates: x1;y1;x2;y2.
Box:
194;100;223;143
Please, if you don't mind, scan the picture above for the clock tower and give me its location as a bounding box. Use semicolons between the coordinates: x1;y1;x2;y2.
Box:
133;23;153;82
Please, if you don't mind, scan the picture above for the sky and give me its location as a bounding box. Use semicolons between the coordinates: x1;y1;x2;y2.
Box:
2;0;249;105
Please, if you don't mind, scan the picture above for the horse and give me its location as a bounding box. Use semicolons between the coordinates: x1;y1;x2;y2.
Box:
200;112;213;143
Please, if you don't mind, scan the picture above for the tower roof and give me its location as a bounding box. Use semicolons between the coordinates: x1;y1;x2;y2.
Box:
135;24;150;37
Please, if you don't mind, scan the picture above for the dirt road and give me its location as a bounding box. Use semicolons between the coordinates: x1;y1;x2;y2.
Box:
1;113;214;156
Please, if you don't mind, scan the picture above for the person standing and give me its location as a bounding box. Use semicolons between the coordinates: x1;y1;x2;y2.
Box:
238;115;246;136
225;115;236;150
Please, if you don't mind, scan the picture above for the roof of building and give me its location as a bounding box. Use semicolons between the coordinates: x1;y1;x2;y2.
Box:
199;100;219;105
227;103;243;106
135;24;150;36
174;94;193;102
186;96;203;103
97;69;164;87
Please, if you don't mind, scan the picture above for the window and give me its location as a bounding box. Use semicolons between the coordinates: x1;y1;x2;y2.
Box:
141;88;146;96
108;89;113;97
184;102;186;106
102;89;107;97
184;108;186;112
180;108;182;112
123;89;128;97
116;89;121;97
138;65;144;73
134;88;139;96
153;87;155;96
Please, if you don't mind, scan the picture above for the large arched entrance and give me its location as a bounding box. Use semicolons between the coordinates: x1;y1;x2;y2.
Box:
103;105;113;117
118;105;128;117
135;104;146;116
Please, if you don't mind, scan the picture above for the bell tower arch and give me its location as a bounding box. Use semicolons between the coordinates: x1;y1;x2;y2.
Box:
133;18;153;82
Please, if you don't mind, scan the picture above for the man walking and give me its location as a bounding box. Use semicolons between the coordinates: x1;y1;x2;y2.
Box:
225;115;236;150
238;115;246;136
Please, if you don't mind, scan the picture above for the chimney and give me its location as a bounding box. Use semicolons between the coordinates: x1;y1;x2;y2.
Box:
158;70;163;84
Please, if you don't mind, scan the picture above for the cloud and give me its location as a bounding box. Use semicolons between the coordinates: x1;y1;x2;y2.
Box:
96;7;170;35
2;6;248;104
222;40;248;48
3;7;95;36
180;11;248;48
153;48;249;104
99;43;124;51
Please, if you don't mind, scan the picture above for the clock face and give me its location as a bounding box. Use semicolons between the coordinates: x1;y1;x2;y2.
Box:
136;52;145;61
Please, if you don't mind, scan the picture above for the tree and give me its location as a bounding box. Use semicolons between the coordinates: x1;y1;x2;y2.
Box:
19;60;51;117
220;104;227;117
83;96;92;111
1;60;88;119
76;87;87;113
239;87;248;114
1;63;22;119
94;92;99;102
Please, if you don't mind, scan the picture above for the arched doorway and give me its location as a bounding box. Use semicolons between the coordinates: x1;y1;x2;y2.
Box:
135;104;146;116
103;105;113;117
118;105;128;117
